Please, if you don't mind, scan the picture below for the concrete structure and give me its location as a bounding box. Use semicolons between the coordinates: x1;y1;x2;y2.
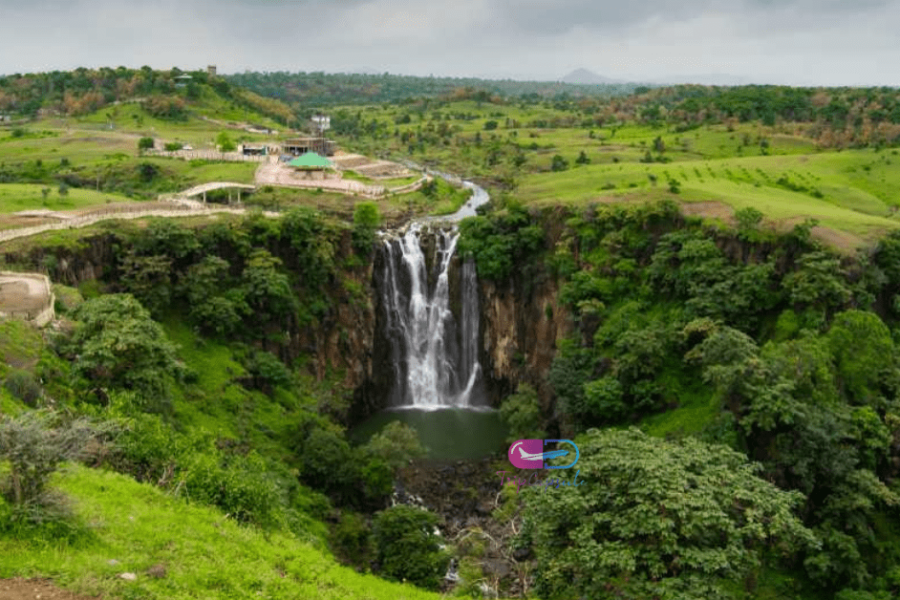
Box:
282;137;336;156
176;181;256;203
240;143;269;156
174;74;193;88
0;272;55;327
208;65;217;77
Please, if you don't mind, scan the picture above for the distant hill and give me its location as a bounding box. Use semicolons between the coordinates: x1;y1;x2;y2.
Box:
651;73;756;86
560;68;622;85
224;71;646;107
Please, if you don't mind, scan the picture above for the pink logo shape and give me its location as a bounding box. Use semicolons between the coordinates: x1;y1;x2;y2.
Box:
508;439;544;469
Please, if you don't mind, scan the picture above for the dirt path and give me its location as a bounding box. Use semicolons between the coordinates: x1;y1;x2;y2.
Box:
0;578;98;600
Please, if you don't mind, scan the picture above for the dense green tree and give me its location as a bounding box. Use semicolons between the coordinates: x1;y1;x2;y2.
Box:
372;506;449;590
826;310;896;404
120;254;172;315
137;136;154;152
361;421;427;470
240;249;296;327
352;202;381;256
67;294;182;412
215;131;236;152
519;428;815;600
550;154;569;172
498;383;545;442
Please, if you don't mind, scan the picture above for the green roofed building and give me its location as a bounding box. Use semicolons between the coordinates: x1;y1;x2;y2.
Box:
288;152;333;170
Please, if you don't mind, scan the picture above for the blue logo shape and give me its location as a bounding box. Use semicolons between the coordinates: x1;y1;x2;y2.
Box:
508;439;579;469
543;439;579;469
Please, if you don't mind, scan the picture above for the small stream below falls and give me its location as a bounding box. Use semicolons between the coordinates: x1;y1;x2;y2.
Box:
353;179;509;459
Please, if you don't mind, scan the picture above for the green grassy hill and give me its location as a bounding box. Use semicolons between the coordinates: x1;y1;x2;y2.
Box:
0;466;440;600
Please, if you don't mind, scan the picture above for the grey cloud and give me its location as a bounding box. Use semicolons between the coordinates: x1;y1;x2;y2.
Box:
0;0;898;84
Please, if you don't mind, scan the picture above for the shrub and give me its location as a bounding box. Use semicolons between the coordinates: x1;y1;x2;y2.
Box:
3;370;42;407
550;154;569;172
240;349;291;394
0;411;107;526
499;383;545;442
362;421;427;469
179;451;284;528
373;505;449;590
137;137;154;152
216;131;236;152
331;511;374;569
67;294;182;413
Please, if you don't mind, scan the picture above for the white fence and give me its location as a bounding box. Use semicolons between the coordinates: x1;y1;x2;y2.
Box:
145;149;274;163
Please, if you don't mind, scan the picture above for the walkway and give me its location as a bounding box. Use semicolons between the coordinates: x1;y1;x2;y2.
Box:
0;204;276;245
174;181;256;202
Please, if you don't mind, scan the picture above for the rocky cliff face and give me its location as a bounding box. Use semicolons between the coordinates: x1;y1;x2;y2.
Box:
4;222;570;424
479;272;570;410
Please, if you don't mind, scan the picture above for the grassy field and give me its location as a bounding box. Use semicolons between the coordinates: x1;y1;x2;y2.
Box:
0;466;441;600
4;92;900;245
515;149;900;245
0;183;133;213
325;99;900;247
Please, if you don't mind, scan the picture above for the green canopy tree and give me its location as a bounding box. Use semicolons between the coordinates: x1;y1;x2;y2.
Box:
519;428;817;600
67;294;182;413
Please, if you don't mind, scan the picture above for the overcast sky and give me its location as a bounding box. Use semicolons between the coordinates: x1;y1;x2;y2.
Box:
1;0;898;85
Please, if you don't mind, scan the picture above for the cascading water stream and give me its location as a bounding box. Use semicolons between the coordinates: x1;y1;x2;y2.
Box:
378;180;489;410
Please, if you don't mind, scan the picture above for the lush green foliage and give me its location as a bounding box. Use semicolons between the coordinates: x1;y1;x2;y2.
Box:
521;202;900;597
458;202;544;280
137;136;154;151
215;131;236;152
224;71;643;107
361;421;427;470
498;383;545;442
352;201;381;255
0;411;104;528
64;294;183;412
373;505;450;590
520;429;815;599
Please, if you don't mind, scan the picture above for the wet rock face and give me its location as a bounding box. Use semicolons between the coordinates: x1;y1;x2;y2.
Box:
479;273;570;410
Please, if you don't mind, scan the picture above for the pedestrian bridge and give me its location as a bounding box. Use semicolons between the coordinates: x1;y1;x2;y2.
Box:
176;182;256;202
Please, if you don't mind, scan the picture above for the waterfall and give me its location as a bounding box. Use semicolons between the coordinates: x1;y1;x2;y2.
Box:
379;223;484;409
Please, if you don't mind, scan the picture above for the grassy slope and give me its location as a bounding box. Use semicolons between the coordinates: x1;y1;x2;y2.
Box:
0;183;133;213
0;466;441;600
0;315;442;600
